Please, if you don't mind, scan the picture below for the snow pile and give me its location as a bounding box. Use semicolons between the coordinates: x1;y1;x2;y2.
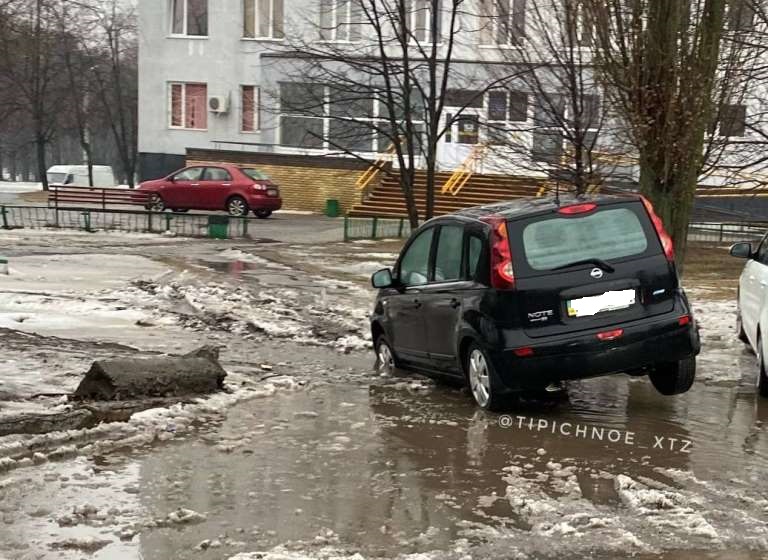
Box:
0;376;304;475
125;278;371;352
229;547;450;560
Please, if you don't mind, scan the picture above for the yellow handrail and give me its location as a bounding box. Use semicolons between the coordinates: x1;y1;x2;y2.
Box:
441;143;490;196
356;143;397;191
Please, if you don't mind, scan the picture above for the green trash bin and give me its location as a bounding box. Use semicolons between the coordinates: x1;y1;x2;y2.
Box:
325;199;341;218
208;215;230;239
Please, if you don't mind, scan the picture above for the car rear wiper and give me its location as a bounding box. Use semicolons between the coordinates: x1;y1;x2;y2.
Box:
552;258;615;273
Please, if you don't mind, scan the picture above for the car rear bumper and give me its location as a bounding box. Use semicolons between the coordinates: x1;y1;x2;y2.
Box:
246;195;282;210
491;312;701;392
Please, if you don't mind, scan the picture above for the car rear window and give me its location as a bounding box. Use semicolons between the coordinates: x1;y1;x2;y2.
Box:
521;207;649;271
241;168;270;181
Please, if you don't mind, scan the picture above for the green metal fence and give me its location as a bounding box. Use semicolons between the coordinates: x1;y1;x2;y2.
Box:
343;216;413;241
0;205;255;239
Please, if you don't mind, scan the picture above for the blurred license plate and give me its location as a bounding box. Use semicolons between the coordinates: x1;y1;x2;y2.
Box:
267;189;278;197
567;290;636;318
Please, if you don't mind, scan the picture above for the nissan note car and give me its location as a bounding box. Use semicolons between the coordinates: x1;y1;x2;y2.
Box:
369;194;701;410
136;164;282;218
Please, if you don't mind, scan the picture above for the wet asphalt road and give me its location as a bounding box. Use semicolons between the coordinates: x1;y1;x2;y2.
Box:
1;233;767;559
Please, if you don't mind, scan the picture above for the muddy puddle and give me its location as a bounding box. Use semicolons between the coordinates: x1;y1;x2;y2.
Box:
3;370;767;560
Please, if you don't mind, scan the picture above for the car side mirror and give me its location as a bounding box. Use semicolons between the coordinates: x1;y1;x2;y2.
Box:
730;242;753;259
372;268;394;289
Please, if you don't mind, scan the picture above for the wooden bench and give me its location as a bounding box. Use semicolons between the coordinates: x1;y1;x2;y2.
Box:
48;185;150;209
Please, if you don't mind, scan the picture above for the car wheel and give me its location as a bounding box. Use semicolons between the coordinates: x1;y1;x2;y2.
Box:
374;336;397;376
757;335;768;398
255;209;272;219
147;193;165;212
226;196;249;217
649;356;696;396
737;307;749;344
465;343;506;411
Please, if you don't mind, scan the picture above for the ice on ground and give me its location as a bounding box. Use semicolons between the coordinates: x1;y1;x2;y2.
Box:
0;181;42;193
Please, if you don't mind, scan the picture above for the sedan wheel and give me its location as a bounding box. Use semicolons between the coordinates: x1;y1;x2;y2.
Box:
227;197;248;217
147;193;165;212
757;336;768;397
468;347;492;408
255;209;272;219
737;307;749;344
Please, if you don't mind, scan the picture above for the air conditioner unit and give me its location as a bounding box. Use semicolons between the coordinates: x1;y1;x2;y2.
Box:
209;95;230;114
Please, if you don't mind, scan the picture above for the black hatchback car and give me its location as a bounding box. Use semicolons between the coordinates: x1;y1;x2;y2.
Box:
370;194;701;410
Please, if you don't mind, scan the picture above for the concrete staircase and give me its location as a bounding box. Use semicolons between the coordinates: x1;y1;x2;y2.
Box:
348;171;547;218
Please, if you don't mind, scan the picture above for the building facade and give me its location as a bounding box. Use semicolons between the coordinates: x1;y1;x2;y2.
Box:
138;1;760;206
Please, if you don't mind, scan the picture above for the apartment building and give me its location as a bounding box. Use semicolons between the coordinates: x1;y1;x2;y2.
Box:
137;1;758;212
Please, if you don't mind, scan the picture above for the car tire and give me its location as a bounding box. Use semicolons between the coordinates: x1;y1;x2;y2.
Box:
737;307;749;344
465;342;507;411
374;335;398;376
146;193;165;212
254;209;273;219
756;335;768;398
649;356;696;396
226;196;249;217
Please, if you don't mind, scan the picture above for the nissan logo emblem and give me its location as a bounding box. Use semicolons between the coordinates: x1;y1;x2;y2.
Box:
590;268;604;279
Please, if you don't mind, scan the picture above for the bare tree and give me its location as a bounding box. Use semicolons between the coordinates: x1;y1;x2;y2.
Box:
0;0;69;190
586;0;753;262
480;0;628;195
274;0;516;226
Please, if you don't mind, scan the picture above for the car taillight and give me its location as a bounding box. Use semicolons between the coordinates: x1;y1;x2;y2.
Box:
641;196;675;262
483;217;515;290
678;315;691;327
513;347;534;357
558;203;597;215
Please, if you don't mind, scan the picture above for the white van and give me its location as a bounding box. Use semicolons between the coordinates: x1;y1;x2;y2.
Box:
46;165;116;188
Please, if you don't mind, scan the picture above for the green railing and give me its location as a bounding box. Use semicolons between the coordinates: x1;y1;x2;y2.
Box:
343;216;413;241
0;205;255;239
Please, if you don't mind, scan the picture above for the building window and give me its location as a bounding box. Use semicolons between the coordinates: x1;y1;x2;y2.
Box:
487;90;528;122
279;83;326;148
406;0;441;43
169;83;208;130
171;0;208;36
729;0;754;30
244;0;284;39
720;104;747;137
241;86;260;132
480;0;526;46
279;83;420;153
320;0;361;41
445;89;485;109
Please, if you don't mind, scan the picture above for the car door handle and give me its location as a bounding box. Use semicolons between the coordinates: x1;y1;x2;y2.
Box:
222;183;231;186
413;298;422;309
190;183;200;187
450;298;460;309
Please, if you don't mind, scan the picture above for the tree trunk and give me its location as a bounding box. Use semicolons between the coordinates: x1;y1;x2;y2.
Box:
35;134;48;191
638;166;696;272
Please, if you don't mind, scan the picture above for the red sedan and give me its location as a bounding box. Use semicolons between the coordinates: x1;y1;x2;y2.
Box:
136;164;282;218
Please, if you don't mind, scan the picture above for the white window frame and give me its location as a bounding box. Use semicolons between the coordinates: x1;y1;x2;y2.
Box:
480;0;526;47
244;0;284;40
320;0;359;42
408;0;439;44
169;0;208;37
168;82;208;131
241;85;261;133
